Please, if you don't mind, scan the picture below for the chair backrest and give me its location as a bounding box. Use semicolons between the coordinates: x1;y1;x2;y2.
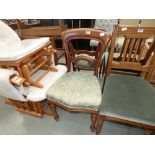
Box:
61;28;111;76
0;20;21;49
0;68;26;101
95;19;118;34
106;25;155;80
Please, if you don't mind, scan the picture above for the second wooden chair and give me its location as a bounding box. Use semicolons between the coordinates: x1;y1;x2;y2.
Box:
47;28;110;132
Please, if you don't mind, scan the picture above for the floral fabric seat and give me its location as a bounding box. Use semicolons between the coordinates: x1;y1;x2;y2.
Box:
47;72;102;110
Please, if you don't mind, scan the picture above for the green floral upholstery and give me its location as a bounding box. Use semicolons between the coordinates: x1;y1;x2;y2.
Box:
74;54;95;69
74;52;109;69
58;55;66;64
100;75;155;126
47;72;102;110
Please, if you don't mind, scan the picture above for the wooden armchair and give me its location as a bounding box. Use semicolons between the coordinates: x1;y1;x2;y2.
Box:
96;25;155;134
0;20;57;88
1;66;67;117
46;28;110;132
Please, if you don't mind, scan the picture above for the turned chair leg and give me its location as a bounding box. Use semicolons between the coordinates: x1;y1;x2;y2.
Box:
96;115;105;135
90;113;98;132
144;129;155;135
73;66;76;71
48;102;59;121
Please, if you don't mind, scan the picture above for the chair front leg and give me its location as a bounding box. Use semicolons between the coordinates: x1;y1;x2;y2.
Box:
48;102;59;121
144;129;155;135
96;115;105;135
90;113;98;132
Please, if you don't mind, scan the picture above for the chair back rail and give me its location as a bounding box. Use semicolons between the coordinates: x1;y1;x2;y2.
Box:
106;25;155;80
61;28;111;76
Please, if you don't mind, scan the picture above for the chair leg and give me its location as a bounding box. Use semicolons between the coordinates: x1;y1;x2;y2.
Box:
53;53;58;65
73;66;76;71
48;102;59;121
90;113;98;132
144;129;155;135
96;115;105;135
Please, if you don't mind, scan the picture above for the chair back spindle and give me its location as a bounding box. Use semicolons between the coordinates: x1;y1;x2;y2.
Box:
106;25;155;80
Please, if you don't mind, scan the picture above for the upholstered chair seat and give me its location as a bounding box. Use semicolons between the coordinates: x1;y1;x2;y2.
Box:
100;75;155;126
47;72;102;110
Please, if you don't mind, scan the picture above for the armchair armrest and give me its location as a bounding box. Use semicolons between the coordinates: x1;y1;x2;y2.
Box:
10;74;25;86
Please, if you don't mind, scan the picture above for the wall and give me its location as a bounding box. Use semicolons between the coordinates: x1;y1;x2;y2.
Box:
120;19;155;27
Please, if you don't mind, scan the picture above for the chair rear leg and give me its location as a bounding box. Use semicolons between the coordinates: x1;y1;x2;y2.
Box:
48;102;59;121
90;113;98;132
96;115;105;135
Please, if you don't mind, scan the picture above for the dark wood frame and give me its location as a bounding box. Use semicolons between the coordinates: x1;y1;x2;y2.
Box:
47;28;110;132
96;25;155;134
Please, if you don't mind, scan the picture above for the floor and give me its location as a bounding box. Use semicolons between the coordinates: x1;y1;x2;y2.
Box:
0;97;145;135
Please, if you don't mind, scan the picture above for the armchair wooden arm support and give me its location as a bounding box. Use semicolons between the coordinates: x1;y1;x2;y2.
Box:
10;74;25;86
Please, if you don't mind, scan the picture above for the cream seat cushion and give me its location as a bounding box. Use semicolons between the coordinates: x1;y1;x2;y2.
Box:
0;68;26;101
0;37;49;61
0;20;50;61
0;20;21;47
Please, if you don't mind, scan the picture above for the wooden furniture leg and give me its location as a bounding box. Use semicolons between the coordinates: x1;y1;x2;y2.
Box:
48;102;59;121
5;99;43;117
21;64;32;85
96;116;105;135
90;113;98;132
144;129;155;135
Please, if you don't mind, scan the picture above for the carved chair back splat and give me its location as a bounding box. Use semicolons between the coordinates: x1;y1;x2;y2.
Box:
61;28;111;76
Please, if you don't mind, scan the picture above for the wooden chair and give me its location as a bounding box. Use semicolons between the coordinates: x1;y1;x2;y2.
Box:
47;28;110;132
0;20;58;88
96;25;155;134
51;39;67;65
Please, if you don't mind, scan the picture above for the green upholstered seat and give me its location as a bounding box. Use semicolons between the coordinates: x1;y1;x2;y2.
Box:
100;75;155;126
47;72;102;110
74;54;95;69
